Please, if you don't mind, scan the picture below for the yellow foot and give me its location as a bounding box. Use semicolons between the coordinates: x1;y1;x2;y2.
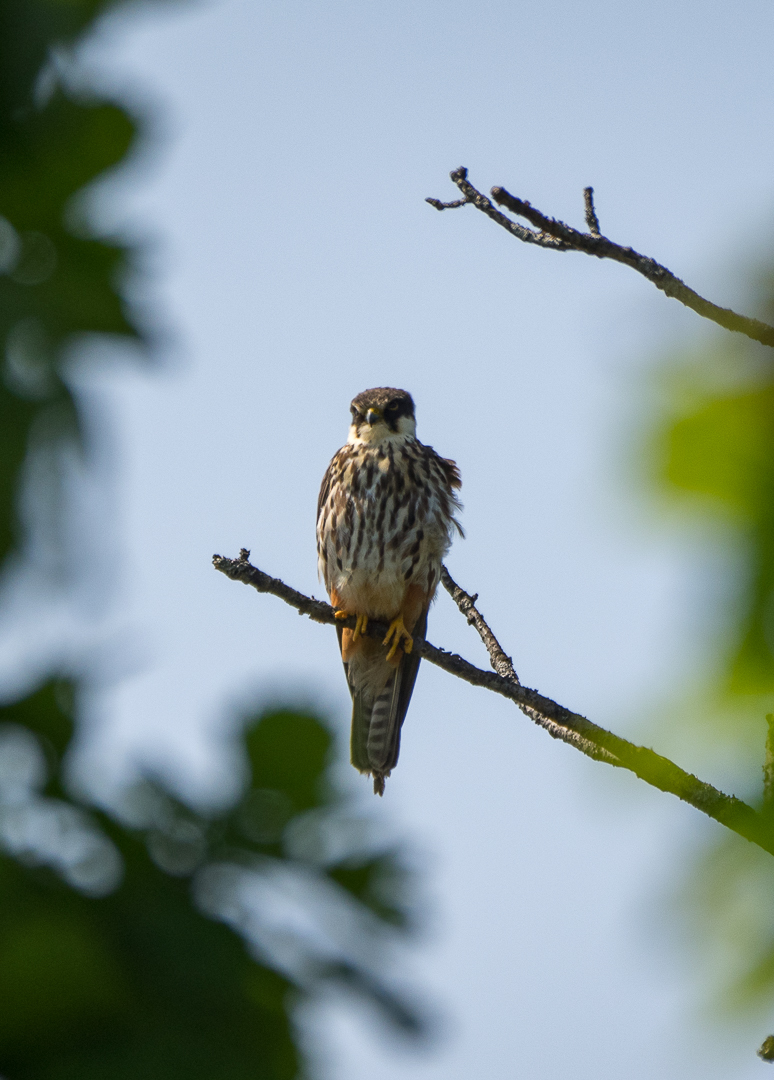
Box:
383;614;413;662
334;610;369;642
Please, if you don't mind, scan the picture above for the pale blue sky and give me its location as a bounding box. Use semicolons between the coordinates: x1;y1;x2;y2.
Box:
14;1;774;1076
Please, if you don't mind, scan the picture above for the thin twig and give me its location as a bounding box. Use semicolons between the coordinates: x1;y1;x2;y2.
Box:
440;566;520;683
213;549;774;856
427;167;774;348
428;169;567;251
583;186;601;236
425;196;468;210
439;565;616;762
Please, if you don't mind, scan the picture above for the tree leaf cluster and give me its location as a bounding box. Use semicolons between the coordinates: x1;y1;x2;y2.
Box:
662;334;774;696
0;0;142;568
0;681;418;1079
653;276;774;1012
0;1;420;1075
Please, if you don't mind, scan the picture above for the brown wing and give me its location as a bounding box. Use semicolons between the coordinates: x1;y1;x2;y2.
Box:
441;455;462;489
316;450;338;525
417;442;463;539
317;448;350;595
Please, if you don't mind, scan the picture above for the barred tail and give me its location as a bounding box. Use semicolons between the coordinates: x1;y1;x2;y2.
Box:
347;609;427;796
350;673;403;795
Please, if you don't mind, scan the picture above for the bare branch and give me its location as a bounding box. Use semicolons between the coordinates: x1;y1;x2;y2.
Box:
440;565;520;684
427;169;567;251
427;167;774;348
213;549;774;856
438;566;618;763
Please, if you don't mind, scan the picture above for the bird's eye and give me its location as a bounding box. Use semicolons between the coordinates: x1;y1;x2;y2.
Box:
386;403;399;414
350;407;361;421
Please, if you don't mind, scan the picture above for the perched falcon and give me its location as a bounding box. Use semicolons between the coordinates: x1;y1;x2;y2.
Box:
317;388;462;795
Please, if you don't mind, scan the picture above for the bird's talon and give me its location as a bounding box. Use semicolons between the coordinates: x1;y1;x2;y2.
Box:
383;615;413;662
335;609;368;641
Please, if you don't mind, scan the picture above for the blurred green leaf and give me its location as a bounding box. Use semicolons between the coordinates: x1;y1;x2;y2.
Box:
1;678;74;758
0;908;128;1049
651;276;774;1011
0;836;300;1080
0;684;421;1077
657;343;774;696
0;385;36;558
0;1;117;120
0;5;422;1076
666;384;774;520
678;831;774;1017
245;709;333;814
0;25;146;570
329;851;412;928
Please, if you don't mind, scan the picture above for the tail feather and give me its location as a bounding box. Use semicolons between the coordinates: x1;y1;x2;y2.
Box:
350;689;375;774
343;610;428;795
367;673;401;768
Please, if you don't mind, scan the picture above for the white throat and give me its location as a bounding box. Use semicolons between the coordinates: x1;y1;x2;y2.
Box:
347;415;416;446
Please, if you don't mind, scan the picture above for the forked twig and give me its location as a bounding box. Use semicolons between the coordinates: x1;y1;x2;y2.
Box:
427;168;774;348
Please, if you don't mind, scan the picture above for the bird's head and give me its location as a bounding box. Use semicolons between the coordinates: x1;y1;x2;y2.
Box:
347;387;416;445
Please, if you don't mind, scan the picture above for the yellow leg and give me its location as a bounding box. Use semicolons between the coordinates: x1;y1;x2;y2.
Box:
334;610;368;642
383;614;413;662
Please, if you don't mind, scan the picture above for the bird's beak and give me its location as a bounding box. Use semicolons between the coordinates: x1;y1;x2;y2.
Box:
366;408;381;426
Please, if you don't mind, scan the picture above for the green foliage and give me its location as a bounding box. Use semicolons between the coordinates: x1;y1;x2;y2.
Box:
0;1;420;1075
0;684;418;1078
329;851;411;929
0;0;144;567
652;278;774;1012
0;1;113;121
0;683;297;1079
681;831;774;1013
246;710;332;813
662;355;774;694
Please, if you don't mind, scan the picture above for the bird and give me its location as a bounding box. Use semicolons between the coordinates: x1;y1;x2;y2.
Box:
317;387;462;795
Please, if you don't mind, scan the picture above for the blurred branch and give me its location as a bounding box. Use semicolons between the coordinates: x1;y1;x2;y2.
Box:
213;549;774;856
764;714;774;813
758;1035;774;1063
427;168;774;348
